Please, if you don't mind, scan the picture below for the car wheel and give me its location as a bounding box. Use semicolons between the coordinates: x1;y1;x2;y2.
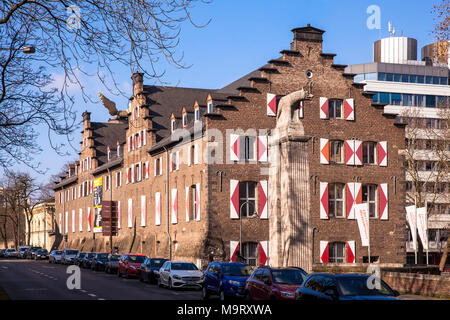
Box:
139;273;144;282
105;267;109;274
168;278;173;290
270;295;278;301
244;291;252;301
202;286;210;300
124;270;129;279
157;278;162;287
219;289;226;301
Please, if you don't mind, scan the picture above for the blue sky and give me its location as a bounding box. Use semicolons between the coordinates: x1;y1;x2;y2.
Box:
21;0;440;184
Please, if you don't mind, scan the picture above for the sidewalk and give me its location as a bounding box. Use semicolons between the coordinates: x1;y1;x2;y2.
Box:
399;294;449;300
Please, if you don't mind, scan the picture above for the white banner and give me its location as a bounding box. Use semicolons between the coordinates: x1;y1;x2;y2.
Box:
355;203;370;247
405;205;417;250
416;207;428;250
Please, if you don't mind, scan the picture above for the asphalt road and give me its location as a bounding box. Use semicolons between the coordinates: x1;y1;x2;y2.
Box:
0;258;201;300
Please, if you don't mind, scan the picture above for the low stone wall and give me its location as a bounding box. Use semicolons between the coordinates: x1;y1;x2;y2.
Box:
382;272;450;299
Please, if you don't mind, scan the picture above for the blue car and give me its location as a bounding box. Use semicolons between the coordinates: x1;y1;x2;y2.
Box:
202;262;253;300
295;273;400;301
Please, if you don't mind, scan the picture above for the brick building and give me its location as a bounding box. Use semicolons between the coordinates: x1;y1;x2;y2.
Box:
54;25;406;270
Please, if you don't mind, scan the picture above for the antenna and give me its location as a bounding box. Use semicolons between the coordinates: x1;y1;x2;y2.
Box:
388;21;396;37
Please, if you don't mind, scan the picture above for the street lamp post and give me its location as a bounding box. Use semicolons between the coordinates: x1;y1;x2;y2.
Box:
239;201;258;262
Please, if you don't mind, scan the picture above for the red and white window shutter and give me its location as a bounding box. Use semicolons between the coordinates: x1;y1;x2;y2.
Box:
141;195;146;227
145;161;149;179
346;183;362;220
79;209;83;232
169;153;173;172
230;180;240;219
143;130;147;146
159;157;163;175
344;98;355;121
188;145;192;166
72;210;75;233
379;183;388;220
117;201;121;229
354;140;363;166
257;135;268;162
230;134;240;161
320;97;329;119
230;241;240;262
155;192;161;226
128;198;133;228
185;186;190;222
347;241;356;263
195;182;201;221
345;140;355;165
378;141;387;166
259;241;269;266
258;180;268;219
320;241;329;263
131;165;135;183
154;159;157;177
171;188;178;224
128;136;131;152
87;207;92;232
194;145;199;164
176;150;180;170
320;182;329;219
320;138;329;164
267;93;277;117
126;168;130;184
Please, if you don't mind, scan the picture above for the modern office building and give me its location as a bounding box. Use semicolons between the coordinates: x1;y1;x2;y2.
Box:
345;37;450;264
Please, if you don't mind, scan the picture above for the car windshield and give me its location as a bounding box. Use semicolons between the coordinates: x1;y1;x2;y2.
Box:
20;248;28;252
128;256;146;263
66;250;78;255
151;259;166;268
96;253;109;260
109;255;120;261
171;263;198;271
272;269;307;284
54;251;63;255
37;250;48;254
86;253;95;258
77;253;86;258
337;277;394;296
31;247;41;250
6;249;15;252
222;264;252;276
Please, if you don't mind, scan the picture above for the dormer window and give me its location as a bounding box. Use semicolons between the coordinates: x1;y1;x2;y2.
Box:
195;109;200;121
207;101;214;113
171;119;176;132
182;113;187;128
107;146;111;161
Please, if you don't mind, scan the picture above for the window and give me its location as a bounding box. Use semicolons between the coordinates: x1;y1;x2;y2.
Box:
116;171;122;187
329;100;342;119
329;140;344;164
328;183;345;218
190;145;195;165
135;163;142;181
415;95;425;107
403;94;413;106
329;242;345;263
155;158;161;175
393;74;401;82
417;75;424;83
239;181;257;218
171;152;177;171
440;77;447;85
426;95;436;108
241;242;258;266
385;73;393;81
240;136;256;161
190;185;197;221
379;92;390;104
195;109;200;121
104;175;111;191
171;119;176;132
362;184;377;218
362;142;376;164
391;93;401;105
425;76;432;84
401;74;408;83
409;74;417;83
207;101;215;113
182;114;187;127
377;73;385;81
433;76;439;85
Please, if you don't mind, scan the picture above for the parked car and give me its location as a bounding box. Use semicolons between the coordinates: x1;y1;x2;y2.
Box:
74;252;86;266
158;261;204;290
34;249;49;260
139;258;167;283
0;249;6;258
202;262;252;300
105;254;121;274
245;266;307;300
91;253;109;271
49;250;63;263
26;246;42;259
61;249;79;265
295;273;400;301
81;252;96;268
18;246;31;259
4;248;18;258
117;254;147;278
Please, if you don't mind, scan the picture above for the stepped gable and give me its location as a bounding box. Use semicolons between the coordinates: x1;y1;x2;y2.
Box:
90;121;127;166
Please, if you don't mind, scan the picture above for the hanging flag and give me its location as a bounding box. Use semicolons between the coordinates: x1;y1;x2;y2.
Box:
355;203;370;247
405;205;417;251
416;207;428;250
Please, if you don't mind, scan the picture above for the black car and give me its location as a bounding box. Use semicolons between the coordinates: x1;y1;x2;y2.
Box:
26;246;42;259
81;252;96;268
74;252;86;266
91;253;109;271
34;249;49;260
105;254;121;274
139;258;167;284
0;249;6;258
295;273;400;301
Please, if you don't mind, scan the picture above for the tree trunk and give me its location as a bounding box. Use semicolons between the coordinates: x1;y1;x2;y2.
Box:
439;235;449;272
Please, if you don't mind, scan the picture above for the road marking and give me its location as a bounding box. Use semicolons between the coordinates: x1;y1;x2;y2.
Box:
24;288;48;291
80;290;87;293
88;293;97;297
97;298;106;300
171;292;180;296
1;266;7;269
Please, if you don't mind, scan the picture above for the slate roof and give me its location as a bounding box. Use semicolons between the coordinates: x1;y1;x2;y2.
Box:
90;122;127;167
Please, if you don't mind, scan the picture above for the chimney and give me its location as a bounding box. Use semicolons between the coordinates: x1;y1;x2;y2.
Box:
132;72;144;96
82;111;91;129
290;24;325;52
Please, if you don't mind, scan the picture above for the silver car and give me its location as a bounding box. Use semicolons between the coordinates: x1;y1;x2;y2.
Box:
49;250;63;263
4;248;18;258
18;246;30;259
158;261;203;290
61;249;79;265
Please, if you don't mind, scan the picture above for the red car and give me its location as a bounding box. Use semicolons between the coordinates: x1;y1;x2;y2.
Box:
245;267;307;300
117;254;147;278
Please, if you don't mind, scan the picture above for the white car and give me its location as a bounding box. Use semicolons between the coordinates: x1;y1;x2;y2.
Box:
4;248;18;258
49;250;63;263
158;261;203;290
